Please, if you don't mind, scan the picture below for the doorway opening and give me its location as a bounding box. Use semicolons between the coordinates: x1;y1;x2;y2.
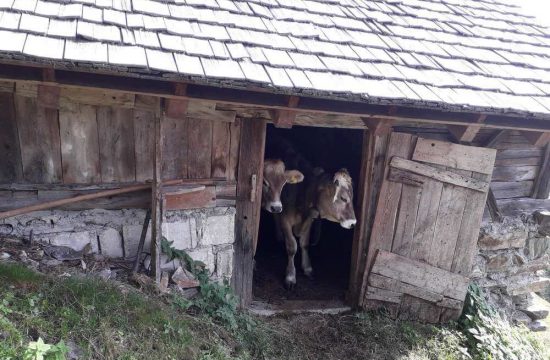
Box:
253;125;363;306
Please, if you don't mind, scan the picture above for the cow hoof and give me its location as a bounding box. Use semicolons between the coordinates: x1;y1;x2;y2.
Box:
284;279;296;291
304;268;314;280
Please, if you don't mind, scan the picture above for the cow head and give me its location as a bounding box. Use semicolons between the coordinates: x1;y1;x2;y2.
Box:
316;169;357;229
262;159;304;213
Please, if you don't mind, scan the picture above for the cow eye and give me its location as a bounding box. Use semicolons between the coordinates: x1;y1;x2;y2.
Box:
340;196;348;203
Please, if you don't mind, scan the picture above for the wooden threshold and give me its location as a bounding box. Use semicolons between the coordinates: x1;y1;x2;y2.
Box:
249;300;351;316
0;63;550;132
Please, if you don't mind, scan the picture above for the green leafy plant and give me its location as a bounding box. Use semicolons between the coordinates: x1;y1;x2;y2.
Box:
459;283;543;360
23;338;68;360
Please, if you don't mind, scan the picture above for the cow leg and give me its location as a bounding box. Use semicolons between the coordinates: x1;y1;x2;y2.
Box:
298;217;315;279
281;220;298;290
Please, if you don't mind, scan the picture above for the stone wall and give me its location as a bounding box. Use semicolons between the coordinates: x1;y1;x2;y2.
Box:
0;207;236;280
473;211;550;329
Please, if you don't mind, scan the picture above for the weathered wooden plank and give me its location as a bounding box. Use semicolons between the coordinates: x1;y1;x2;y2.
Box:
491;181;534;199
388;168;424;187
134;94;160;112
234;118;266;307
413;138;496;174
189;101;236;123
134;108;155;181
486;188;503;223
494;157;542;167
365;286;402;304
391;157;489;192
0;81;14;93
15;96;62;183
368;273;444;303
491;166;538;182
520;131;550;147
97;107;136;183
164;186;216;210
0;92;22;182
533;144;550;199
228;118;241;181
59;87;135;108
211;121;230;178
448;124;481;143
370;250;469;301
438;297;463;310
496;149;544;159
59;103;100;184
162;116;187;180
187;118;212;179
151;108;163;283
399;295;441;323
497;198;550;217
429;169;470;271
391;183;422;257
37;85;60;109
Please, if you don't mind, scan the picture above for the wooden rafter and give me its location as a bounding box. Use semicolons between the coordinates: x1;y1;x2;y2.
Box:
448;125;481;143
520;131;550;147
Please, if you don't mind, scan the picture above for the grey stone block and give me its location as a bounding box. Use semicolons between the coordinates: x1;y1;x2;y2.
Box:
123;224;151;258
162;220;195;249
201;214;234;246
215;245;233;279
99;228;123;258
44;231;96;252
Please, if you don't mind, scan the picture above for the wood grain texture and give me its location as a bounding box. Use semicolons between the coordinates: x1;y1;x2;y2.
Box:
134;108;155;181
491;181;534;199
164;186;216;210
97;107;135;182
211;121;230;178
15;96;62;183
162;115;187;180
491;166;538;182
59;103;100;184
0;92;22;182
228;118;241;181
413;138;496;174
233;118;266;307
497;198;550;216
187;118;213;179
59;87;135;108
532;144;550;199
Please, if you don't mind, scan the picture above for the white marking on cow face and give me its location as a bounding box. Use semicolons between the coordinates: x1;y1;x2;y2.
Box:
317;169;357;229
341;219;357;229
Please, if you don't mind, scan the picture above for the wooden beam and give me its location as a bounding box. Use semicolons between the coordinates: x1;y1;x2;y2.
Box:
533;143;550;199
37;85;60;109
165;83;188;119
521;131;550;147
270;96;299;128
486;188;503;222
1;63;550;131
448;124;481;143
362;118;394;136
150;101;164;283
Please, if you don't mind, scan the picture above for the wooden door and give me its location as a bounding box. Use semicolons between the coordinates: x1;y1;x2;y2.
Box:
233;118;266;307
360;133;496;323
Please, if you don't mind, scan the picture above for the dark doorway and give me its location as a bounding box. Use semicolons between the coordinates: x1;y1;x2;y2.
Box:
253;125;363;304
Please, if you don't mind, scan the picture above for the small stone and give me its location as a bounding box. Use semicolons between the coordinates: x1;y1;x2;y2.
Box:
41;259;62;267
512;310;532;326
25;258;39;269
518;293;550;321
171;266;199;289
506;276;550;296
0;252;10;260
159;271;170;293
19;250;27;259
478;217;528;250
534;210;550;236
175;287;199;299
34;250;44;259
528;320;547;332
485;254;511;273
97;269;112;280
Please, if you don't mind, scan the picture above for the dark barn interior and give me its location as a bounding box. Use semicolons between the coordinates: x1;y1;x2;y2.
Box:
254;125;363;303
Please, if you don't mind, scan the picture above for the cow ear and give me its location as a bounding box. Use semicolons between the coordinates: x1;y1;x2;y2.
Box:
285;170;304;184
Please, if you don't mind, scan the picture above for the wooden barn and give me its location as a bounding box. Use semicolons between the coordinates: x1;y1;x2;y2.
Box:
0;0;549;323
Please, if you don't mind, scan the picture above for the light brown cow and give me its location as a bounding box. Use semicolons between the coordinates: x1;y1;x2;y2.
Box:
277;168;356;289
261;159;304;213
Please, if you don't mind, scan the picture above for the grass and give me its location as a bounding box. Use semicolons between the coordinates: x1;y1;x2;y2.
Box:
0;262;547;360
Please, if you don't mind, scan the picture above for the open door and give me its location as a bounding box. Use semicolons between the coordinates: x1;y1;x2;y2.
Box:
360;133;496;323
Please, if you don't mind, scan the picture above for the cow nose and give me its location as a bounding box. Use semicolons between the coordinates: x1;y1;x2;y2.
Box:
271;204;282;213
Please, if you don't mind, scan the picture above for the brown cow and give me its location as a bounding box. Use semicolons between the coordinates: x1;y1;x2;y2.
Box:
277;167;356;289
261;159;304;213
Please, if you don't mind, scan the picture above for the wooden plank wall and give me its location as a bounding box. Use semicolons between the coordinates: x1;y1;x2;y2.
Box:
0;83;240;210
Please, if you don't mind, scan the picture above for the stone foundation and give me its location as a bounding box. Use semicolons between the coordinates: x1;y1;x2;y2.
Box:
1;207;236;280
473;212;550;328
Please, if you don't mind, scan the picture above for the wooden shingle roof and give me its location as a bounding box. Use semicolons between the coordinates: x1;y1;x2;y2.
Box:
0;0;550;119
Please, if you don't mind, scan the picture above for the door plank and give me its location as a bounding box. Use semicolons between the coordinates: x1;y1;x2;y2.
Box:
97;107;135;182
0;92;22;182
59;103;100;184
413;138;496;174
228;118;241;181
391;183;422;257
16;96;63;183
187;118;212;179
211;121;231;178
134;108;155;181
162;116;187;180
390;157;489;192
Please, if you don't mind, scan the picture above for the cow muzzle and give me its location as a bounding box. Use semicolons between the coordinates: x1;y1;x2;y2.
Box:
267;202;283;213
340;219;357;229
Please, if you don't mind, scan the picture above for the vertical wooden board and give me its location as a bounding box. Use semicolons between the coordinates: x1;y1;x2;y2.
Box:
233;118;266;307
134;109;155;181
0;92;22;182
398;295;441;324
410;178;443;263
391;183;422;257
187;118;212;179
15;96;62;183
97;107;136;183
59;103;100;184
151;109;163;283
452;172;492;276
228;118;241;181
162;116;187;180
211;121;230;178
533;144;550;199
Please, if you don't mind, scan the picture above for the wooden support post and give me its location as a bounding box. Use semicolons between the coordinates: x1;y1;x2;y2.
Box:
133;209;151;273
448;125;481;143
270;96;299;128
150;102;164;283
486;188;503;222
533;143;550;199
233;117;266;307
349;126;391;307
362;118;394;136
521;131;550;147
